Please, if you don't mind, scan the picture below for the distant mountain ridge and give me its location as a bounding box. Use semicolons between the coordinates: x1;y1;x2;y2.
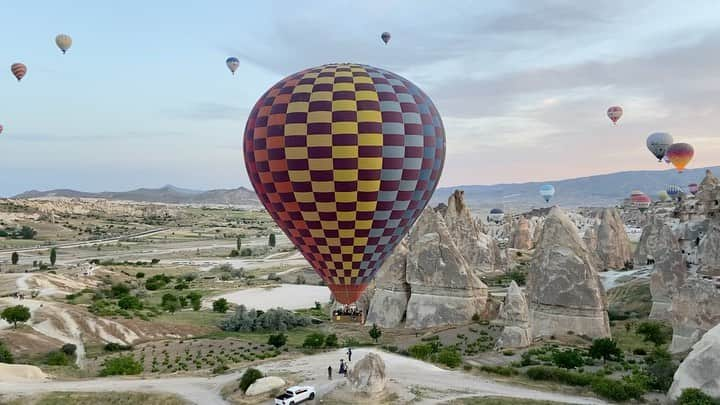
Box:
13;185;260;206
12;165;719;211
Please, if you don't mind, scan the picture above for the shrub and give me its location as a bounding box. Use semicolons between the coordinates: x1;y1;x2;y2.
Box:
229;249;239;257
480;365;518;376
590;378;644;401
408;343;434;361
637;321;672;346
589;338;622;363
646;356;678;391
633;348;647;356
174;282;189;290
525;366;594;386
436;347;462;368
324;333;338;348
677;388;720;405
268;333;287;348
220;305;310;332
187;292;202;311
471;313;480;322
61;343;77;357
151;258;160;265
268;234;276;247
161;293;180;313
100;355;143;376
104;342;132;352
213;298;229;313
508;270;526;285
0;341;14;363
302;333;325;349
45;350;70;366
369;323;382;343
502;350;515;356
145;274;172;290
136;272;145;278
118;295;143;310
239;368;263;392
240;248;252;256
110;283;131;298
552;349;585;369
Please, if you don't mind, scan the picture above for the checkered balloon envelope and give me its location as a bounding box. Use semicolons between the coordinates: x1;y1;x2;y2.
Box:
243;63;446;304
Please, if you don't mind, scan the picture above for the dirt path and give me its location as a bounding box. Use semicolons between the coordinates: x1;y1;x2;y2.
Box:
0;348;606;404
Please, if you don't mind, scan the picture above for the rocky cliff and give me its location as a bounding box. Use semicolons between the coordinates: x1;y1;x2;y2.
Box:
583;208;632;270
495;281;532;349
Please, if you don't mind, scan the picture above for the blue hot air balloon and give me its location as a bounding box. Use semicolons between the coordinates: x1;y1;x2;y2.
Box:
539;184;555;203
226;57;240;75
666;184;683;197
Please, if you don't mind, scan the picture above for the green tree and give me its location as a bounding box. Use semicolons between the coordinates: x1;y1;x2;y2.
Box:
161;293;179;313
637;321;671;346
187;292;202;311
236;236;242;251
135;272;145;279
1;305;31;328
677;388;719;405
118;295;142;310
239;368;263;392
20;226;36;240
100;355;143;376
268;233;276;247
552;349;584;369
213;298;229;313
589;338;622;363
11;252;18;265
324;333;338;347
45;351;70;366
61;343;77;357
302;332;326;349
268;333;287;348
437;347;462;368
0;341;14;363
49;248;57;267
369;323;382;343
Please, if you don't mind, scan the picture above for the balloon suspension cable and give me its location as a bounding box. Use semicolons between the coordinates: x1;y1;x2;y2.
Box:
62;50;66;54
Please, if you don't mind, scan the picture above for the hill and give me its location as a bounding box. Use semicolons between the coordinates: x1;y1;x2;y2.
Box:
13;185;259;206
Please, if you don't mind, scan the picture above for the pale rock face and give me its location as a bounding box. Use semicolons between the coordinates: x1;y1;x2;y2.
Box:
584;208;632;270
527;207;611;339
641;217;688;321
244;376;286;396
511;216;533;250
495;281;532;349
699;221;720;276
697;169;720;218
348;353;387;395
442;190;500;274
668;321;720;400
670;279;720;353
366;207;488;329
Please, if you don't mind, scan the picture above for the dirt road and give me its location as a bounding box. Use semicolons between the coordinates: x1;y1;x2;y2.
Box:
0;348;606;404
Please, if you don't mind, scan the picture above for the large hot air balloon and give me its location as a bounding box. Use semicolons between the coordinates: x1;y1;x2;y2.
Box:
243;63;445;304
226;57;240;75
657;190;670;202
666;184;683;197
11;63;26;81
688;183;699;195
381;32;391;45
666;143;694;173
539;184;555;203
646;132;673;162
630;191;651;212
55;34;72;54
607;106;623;125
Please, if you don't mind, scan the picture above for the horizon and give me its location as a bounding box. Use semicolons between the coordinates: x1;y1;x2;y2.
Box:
2;1;720;196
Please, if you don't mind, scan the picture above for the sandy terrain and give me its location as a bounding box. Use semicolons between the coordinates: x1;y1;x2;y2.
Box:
0;348;606;405
0;363;48;383
204;284;330;311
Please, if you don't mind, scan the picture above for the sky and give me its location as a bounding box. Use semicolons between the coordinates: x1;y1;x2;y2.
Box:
2;0;720;196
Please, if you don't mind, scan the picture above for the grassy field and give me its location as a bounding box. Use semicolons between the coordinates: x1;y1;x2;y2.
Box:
2;392;189;405
155;311;226;330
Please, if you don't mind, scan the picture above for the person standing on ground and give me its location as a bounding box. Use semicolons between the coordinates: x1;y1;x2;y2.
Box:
328;365;332;380
347;347;352;362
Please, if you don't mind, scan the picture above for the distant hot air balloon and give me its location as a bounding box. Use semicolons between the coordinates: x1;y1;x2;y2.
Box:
630;191;652;212
0;124;3;135
646;132;673;162
539;184;555;203
381;32;391;45
55;34;72;54
488;208;504;223
666;142;694;173
11;63;26;81
226;57;240;75
657;190;670;202
244;63;445;304
663;155;671;164
607;106;623;125
688;183;699;195
667;184;683;197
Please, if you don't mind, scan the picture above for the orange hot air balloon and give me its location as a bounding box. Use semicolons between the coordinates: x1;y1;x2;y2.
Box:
11;63;27;81
243;63;446;304
666;142;694;173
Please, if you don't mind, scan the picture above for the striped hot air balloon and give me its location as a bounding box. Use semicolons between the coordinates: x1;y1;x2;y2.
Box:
667;184;683;197
607;106;623;125
11;63;27;81
539;184;555;203
243;63;445;304
688;183;699;195
666;143;694;173
630;190;651;212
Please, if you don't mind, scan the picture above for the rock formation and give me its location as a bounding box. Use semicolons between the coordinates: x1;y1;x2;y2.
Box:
495;281;532;349
641;217;688;321
245;376;286;396
366;207;488;329
670;279;720;353
699;221;720;276
668;321;720;400
347;353;388;395
441;190;500;274
583;208;632;270
697;169;720;219
527;207;611;339
510;216;533;250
